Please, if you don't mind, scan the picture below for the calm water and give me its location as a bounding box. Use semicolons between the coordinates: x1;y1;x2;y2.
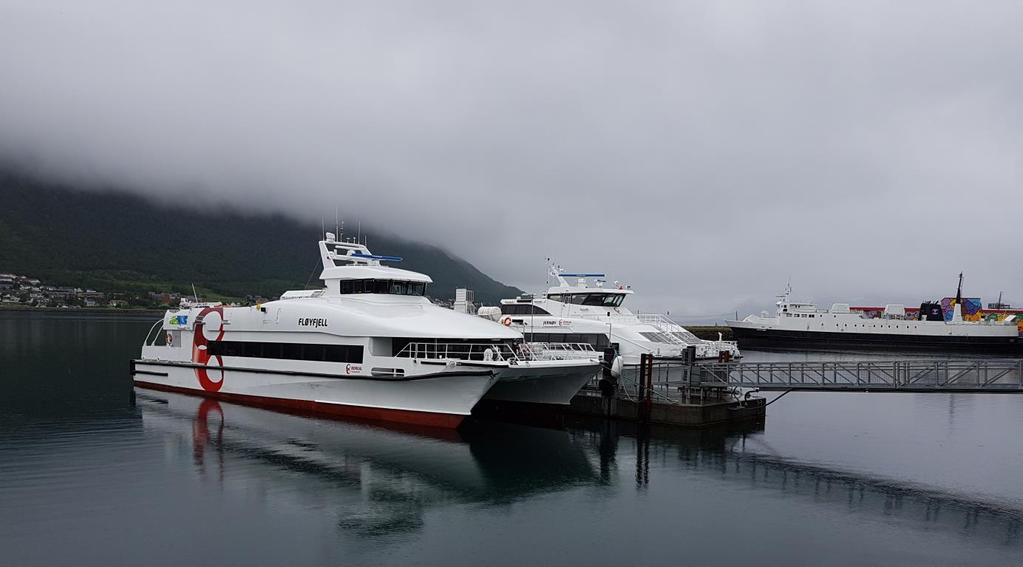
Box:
2;312;1022;566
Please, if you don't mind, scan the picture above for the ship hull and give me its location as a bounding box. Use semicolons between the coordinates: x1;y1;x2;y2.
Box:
729;326;1023;354
482;361;600;405
132;360;499;428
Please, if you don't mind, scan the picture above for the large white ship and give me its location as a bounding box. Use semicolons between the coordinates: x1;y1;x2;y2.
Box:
728;282;1022;354
133;234;598;428
480;267;740;385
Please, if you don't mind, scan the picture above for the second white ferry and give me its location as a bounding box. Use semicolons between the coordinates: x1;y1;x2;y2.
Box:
480;267;740;385
133;234;598;428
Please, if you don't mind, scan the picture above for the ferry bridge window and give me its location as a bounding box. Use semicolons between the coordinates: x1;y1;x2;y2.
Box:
582;294;625;307
547;293;625;307
339;279;427;296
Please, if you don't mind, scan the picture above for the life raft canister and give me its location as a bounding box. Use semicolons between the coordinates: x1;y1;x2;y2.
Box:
500;315;513;327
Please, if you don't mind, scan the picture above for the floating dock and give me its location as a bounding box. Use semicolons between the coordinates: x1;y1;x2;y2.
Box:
477;350;767;428
568;390;766;427
565;351;765;427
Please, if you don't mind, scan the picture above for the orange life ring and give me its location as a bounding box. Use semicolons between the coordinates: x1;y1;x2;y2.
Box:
500;315;513;327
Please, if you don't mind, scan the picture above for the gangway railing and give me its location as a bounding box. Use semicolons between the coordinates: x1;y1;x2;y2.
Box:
697;359;1023;393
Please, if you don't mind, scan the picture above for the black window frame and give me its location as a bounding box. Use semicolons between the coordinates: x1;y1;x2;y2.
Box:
337;279;428;296
207;340;364;364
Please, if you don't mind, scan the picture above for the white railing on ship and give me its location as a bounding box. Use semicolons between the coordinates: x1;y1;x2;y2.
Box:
143;319;164;346
394;342;597;363
522;342;599;361
573;312;737;349
636;313;741;353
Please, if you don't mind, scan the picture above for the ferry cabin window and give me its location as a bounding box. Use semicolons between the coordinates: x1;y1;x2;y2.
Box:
208;341;363;363
338;279;427;296
501;304;552;315
546;293;624;307
524;332;610;350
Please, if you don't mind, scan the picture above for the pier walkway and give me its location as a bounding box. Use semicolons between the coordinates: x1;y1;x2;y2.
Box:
694;359;1023;393
562;352;1023;429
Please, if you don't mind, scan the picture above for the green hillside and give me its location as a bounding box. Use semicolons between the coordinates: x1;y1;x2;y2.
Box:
0;171;521;303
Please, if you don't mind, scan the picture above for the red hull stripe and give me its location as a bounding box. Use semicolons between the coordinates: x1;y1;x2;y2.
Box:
133;380;465;429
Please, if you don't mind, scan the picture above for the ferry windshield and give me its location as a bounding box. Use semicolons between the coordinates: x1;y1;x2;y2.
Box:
547;293;625;307
339;279;427;296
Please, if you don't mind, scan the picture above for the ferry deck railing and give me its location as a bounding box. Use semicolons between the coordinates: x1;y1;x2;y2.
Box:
394;341;598;364
143;319;165;346
566;312;739;353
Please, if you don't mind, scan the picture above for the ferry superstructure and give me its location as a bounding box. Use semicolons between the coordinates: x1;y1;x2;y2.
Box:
133;234;598;428
728;283;1022;353
482;268;740;384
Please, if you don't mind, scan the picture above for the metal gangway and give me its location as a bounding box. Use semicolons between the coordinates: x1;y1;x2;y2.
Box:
696;358;1023;393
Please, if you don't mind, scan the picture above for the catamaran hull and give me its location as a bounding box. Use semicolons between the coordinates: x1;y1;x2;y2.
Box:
132;360;498;428
482;362;600;405
729;326;1023;354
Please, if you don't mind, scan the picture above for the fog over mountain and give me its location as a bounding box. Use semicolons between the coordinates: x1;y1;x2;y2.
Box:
2;1;1021;320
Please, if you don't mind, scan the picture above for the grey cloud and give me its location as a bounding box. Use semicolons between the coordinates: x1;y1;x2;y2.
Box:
1;0;1021;320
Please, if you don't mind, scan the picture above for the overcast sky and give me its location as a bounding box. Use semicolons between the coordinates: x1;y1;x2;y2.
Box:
2;1;1021;320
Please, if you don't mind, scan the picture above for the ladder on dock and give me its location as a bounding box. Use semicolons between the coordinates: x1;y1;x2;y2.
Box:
695;359;1023;393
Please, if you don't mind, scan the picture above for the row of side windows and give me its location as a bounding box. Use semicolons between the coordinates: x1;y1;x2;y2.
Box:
524;332;610;349
207;341;364;363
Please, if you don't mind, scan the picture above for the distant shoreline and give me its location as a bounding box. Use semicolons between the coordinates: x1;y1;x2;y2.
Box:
684;325;733;341
0;305;166;317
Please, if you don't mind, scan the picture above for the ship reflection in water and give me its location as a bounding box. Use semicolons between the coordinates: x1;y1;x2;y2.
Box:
138;390;600;537
137;390;1022;551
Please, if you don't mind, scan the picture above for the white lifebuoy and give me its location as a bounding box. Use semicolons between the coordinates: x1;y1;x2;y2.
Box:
500;315;513;327
165;332;174;346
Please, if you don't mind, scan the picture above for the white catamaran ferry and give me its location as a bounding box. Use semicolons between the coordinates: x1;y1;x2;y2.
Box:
728;282;1022;354
133;234;598;428
480;267;740;385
